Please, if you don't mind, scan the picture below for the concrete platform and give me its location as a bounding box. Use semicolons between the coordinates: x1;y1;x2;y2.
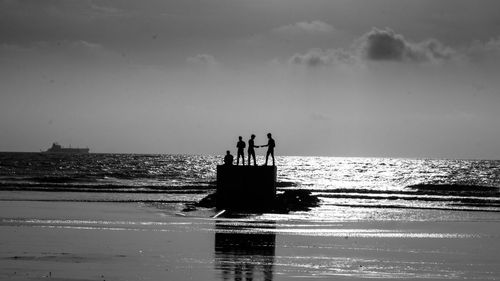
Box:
216;165;277;210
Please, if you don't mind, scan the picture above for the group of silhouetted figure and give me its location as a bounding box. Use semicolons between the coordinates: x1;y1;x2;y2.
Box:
224;133;276;166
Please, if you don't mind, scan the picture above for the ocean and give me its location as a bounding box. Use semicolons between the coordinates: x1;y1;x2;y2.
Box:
1;152;499;216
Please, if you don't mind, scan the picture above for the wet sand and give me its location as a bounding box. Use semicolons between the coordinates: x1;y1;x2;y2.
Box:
1;199;500;280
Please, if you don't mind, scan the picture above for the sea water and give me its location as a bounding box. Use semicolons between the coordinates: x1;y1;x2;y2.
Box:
1;152;499;214
2;152;500;279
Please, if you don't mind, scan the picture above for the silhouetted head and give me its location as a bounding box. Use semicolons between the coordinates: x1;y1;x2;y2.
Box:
267;133;272;138
251;134;255;139
226;150;230;155
238;136;242;140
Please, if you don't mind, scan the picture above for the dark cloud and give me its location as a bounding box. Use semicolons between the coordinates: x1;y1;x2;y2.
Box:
288;28;459;67
361;28;407;60
359;28;456;63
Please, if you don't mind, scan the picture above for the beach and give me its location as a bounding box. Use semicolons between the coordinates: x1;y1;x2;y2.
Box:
2;196;499;280
3;0;500;279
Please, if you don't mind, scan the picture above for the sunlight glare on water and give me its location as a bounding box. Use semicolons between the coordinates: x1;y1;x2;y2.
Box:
1;153;500;213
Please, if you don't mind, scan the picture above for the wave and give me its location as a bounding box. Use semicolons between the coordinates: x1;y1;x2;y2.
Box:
308;184;500;210
0;182;215;193
319;193;500;208
317;192;498;201
28;176;100;183
323;203;500;212
0;198;192;203
280;185;500;197
0;180;297;192
276;181;299;188
407;183;499;196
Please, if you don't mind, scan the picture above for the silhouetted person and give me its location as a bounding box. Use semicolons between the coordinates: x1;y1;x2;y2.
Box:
248;134;258;166
261;133;275;166
236;136;246;165
224;150;233;166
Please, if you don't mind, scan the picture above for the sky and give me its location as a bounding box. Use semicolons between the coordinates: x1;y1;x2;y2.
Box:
1;0;500;158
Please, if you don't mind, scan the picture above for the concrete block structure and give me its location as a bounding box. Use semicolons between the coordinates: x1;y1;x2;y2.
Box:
216;165;277;210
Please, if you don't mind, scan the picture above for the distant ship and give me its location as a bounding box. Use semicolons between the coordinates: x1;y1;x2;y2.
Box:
43;142;90;154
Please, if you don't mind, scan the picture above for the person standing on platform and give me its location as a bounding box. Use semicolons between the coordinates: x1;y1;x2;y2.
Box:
247;134;258;166
260;133;276;166
236;136;246;165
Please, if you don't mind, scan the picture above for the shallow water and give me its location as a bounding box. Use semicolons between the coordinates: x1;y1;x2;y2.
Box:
1;201;499;280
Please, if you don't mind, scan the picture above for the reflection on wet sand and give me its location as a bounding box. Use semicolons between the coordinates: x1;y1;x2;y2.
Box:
215;221;276;281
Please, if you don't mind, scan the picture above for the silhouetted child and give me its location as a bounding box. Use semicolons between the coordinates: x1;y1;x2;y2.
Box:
260;133;275;166
224;150;233;166
248;134;257;166
236;136;246;165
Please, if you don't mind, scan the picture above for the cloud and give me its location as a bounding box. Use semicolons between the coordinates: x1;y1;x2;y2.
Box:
272;21;335;35
360;28;407;61
0;40;107;62
292;27;500;68
42;40;104;56
1;40;102;53
358;28;456;63
288;28;460;67
289;48;356;67
0;0;123;18
54;40;103;53
0;0;128;46
246;20;342;57
186;54;219;66
89;2;124;15
466;37;500;62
